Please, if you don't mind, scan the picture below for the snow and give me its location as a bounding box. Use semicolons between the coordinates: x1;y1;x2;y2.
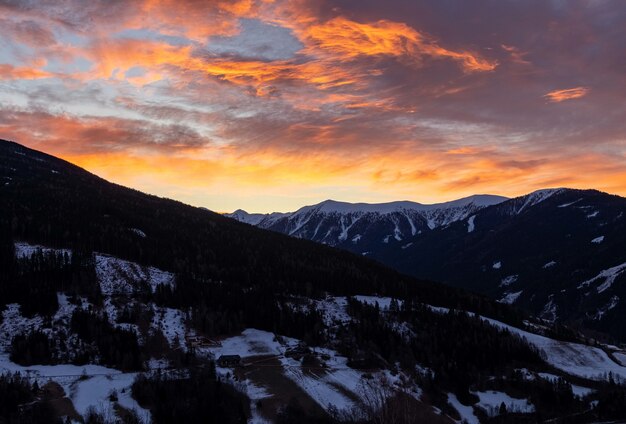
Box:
0;355;150;422
514;189;564;214
587;211;599;218
314;297;351;326
426;305;626;382
473;390;534;416
571;385;595;398
351;234;362;243
353;295;401;310
538;374;595;398
151;307;187;351
591;236;605;244
281;355;355;411
0;304;43;349
492;261;502;269
206;328;416;415
234;379;272;424
96;254;174;295
594;296;619;320
14;242;71;258
231;195;507;241
129;228;146;238
209;329;285;358
338;215;359;241
70;373;149;421
537;372;560;382
614;352;626;367
401;242;413;249
447;393;479;424
500;275;518;287
312;296;401;324
577;262;626;294
540;297;558;321
467;215;476;233
543;261;557;269
226;209;287;226
558;198;582;208
403;211;417;235
499;291;523;305
293;195;506;215
480;317;626;382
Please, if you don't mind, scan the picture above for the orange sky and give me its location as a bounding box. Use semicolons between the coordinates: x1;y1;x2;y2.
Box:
1;0;625;212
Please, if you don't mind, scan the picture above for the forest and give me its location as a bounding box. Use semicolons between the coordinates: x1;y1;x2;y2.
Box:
2;141;626;423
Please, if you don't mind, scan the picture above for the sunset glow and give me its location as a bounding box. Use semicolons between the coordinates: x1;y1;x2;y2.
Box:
1;0;624;212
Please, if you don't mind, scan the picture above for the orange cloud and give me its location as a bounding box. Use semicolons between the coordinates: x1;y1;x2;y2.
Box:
304;17;497;72
501;44;531;66
82;38;360;93
135;0;259;40
4;108;626;212
544;87;590;102
0;64;52;80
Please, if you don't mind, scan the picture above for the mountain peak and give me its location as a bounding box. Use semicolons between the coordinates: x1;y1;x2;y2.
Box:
292;195;508;216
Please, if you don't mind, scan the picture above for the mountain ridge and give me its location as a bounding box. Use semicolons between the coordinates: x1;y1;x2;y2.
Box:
227;186;626;342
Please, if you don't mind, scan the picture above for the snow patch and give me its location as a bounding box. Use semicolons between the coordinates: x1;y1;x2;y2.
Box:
499;291;523;305
514;189;563;214
151;307;187;351
14;242;71;258
558;198;582;208
591;236;604;244
128;228;146;238
473;390;535;416
540;297;558;321
577;262;626;294
353;295;401;310
500;275;518;287
0;355;149;422
96;254;174;295
467;215;476;233
593;296;619;320
448;393;479;424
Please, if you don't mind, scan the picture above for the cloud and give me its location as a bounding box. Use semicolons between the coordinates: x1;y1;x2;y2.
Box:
0;108;209;154
302;17;497;72
0;64;53;80
0;0;625;212
544;87;590;102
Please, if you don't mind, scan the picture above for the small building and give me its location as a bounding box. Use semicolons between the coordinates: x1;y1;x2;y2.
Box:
217;354;241;368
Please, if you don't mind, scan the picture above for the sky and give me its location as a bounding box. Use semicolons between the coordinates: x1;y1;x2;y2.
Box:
0;0;625;213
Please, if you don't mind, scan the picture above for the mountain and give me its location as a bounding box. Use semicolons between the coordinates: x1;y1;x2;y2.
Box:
373;188;626;341
227;195;508;253
2;139;626;424
230;188;626;342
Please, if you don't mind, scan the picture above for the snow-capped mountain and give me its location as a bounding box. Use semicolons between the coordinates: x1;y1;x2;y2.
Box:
229;188;626;342
227;195;508;250
4;139;626;423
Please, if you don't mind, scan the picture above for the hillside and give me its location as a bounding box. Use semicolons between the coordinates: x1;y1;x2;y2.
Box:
229;188;626;343
1;139;626;423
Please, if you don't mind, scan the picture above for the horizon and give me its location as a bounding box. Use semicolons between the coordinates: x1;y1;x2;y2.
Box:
3;137;618;214
1;1;625;213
